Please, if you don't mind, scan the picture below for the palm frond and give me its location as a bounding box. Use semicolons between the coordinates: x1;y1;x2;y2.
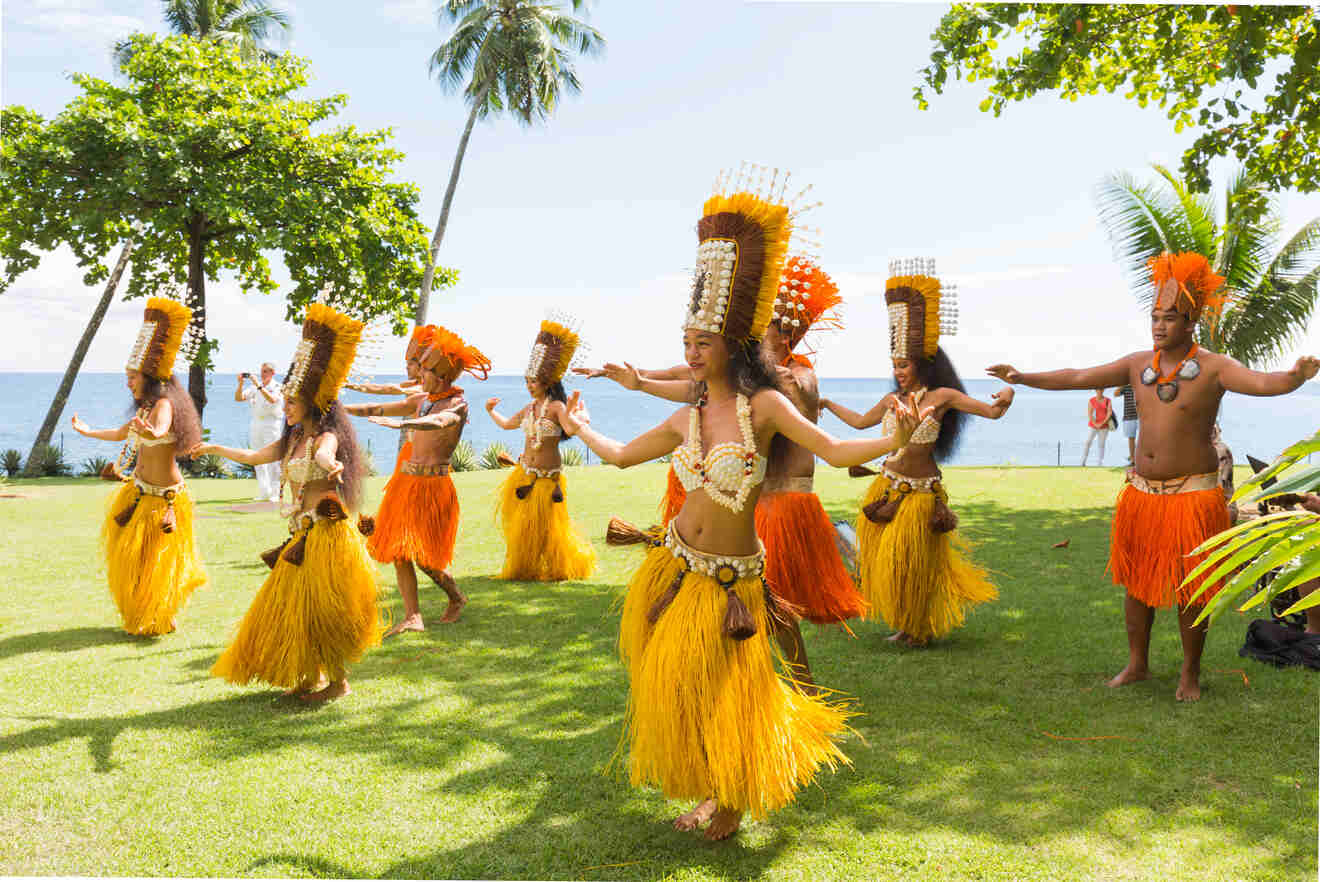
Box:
1217;167;1279;294
162;0;202;36
429;7;494;94
1269;217;1320;282
1093;172;1188;309
1152;164;1217;258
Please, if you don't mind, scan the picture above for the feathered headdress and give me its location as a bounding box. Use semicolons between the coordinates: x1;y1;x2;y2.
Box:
885;257;958;362
283;303;364;411
685;163;820;344
405;324;438;364
526;314;587;386
772;255;842;365
125;296;193;380
1149;251;1227;324
419;325;492;381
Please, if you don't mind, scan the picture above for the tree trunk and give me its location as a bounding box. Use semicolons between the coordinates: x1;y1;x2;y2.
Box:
23;238;136;476
186;216;208;421
415;92;486;325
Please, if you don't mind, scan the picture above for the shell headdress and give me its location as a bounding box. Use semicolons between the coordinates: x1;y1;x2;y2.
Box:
125;294;195;380
526;312;588;386
885;257;958;362
283;302;365;410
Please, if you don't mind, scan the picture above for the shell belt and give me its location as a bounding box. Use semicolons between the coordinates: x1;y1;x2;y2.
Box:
1126;471;1219;495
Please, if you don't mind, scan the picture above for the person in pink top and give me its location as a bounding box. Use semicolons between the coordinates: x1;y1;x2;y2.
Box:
1081;387;1114;466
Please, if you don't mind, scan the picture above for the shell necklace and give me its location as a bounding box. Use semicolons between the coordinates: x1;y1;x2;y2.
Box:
1141;344;1200;403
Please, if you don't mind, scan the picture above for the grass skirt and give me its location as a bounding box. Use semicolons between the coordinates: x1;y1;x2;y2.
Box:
496;464;596;581
618;541;851;819
101;481;206;636
212;517;383;689
392;438;414;475
856;473;996;641
659;464;686;525
756;490;867;624
367;471;459;571
1108;483;1231;608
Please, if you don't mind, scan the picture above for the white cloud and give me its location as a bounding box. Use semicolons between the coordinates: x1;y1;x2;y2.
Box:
4;0;149;45
379;0;435;30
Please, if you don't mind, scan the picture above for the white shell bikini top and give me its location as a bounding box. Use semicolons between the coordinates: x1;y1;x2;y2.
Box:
669;393;767;512
520;400;562;449
884;388;941;445
283;436;328;485
127;408;175;448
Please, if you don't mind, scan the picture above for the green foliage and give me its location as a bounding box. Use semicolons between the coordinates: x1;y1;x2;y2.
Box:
114;0;291;66
918;4;1320;212
186;453;230;478
1185;430;1320;624
560;443;586;467
79;456;114;478
449;439;477;472
27;444;71;477
1095;164;1320;367
479;440;511;470
232;461;256;478
0;35;457;353
2;449;22;477
360;441;378;478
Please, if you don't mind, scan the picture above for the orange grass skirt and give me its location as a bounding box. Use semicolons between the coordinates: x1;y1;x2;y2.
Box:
1108;483;1231;608
367;470;459;571
392;437;414;475
756;490;867;624
660;464;686;525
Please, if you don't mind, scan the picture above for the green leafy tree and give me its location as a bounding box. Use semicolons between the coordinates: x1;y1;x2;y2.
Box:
1096;164;1320;367
114;0;291;65
1;36;453;433
917;4;1320;217
415;0;605;323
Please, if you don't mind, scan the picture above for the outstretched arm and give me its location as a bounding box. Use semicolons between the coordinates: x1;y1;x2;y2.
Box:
70;415;130;442
344;397;417;418
1220;355;1319;396
987;357;1129;391
558;392;684;468
130;399;173;440
312;431;344;483
820;396;889;430
485;398;528;431
942;386;1014;419
189;437;283;466
345;380;420;395
760;390;918;467
577;362;692;404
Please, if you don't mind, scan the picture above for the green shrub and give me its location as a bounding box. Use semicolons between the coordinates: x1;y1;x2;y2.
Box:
2;449;22;477
80;456;113;478
450;440;477;472
29;445;71;477
187;454;230;478
561;443;587;467
480;441;511;470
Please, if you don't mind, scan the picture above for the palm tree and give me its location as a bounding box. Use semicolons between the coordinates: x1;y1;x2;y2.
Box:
113;0;290;65
1095;164;1320;368
415;0;605;324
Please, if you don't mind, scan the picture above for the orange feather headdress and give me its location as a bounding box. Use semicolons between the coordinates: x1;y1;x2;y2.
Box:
419;325;492;381
1148;251;1228;324
772;255;842;366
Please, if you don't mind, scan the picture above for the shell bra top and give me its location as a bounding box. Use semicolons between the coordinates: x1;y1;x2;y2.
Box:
127;408;176;448
520;399;562;449
283;434;329;486
884;388;940;446
670;393;767;513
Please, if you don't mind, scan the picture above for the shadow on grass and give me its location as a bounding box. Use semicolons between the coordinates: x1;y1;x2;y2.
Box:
0;626;147;661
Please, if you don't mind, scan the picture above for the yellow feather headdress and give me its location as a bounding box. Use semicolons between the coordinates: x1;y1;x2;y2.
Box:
526;314;587;386
125;296;193;380
885;258;958;361
283;303;364;411
685;163;819;344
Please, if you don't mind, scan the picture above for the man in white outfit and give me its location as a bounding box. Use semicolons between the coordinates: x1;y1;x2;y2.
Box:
235;362;283;501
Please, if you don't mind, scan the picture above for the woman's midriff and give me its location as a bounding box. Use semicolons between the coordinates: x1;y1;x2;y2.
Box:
134;443;184;486
671;488;763;557
882;443;940;480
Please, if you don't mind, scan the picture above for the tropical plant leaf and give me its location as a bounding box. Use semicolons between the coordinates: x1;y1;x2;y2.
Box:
1187;509;1305;557
1252;468;1320;502
1094;172;1188;308
1183;533;1281;606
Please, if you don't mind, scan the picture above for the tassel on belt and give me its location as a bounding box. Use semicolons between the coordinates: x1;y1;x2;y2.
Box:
515;458;563;502
861;463;958;533
260;495;349;569
114;477;186;532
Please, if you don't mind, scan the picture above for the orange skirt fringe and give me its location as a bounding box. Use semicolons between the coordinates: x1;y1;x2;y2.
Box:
367;470;459;571
660;464;686;524
392;437;414;475
1108;483;1231;608
756;491;867;624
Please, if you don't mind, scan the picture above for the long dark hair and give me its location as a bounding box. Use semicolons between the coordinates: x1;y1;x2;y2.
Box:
691;336;777;404
132;375;202;452
891;346;967;462
278;397;365;511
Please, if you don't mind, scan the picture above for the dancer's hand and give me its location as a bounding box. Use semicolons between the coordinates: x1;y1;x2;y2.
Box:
559;392;584;437
889;400;918;446
991;386;1015;408
1292;355;1320;381
187;442;218;459
571;366;606;379
367;415;403;430
569;395;591;426
986;364;1022;384
485;397;500;412
70;414;91;436
129;413;154;437
596;362;641;390
324;459;345;483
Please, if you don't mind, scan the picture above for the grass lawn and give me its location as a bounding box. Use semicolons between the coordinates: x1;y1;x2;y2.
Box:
0;464;1314;881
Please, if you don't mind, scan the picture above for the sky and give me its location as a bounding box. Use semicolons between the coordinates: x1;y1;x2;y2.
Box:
3;0;1320;380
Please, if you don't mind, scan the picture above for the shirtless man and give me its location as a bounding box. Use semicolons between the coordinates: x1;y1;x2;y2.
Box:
347;326;492;635
988;251;1319;700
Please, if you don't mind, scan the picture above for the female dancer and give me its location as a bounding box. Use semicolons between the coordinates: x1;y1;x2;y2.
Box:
191;303;382;702
486;318;596;581
820;259;1012;646
561;166;920;840
71;296;206;636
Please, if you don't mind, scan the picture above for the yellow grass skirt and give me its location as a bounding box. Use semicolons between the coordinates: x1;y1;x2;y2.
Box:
618;539;851;819
101;480;206;636
856;473;996;642
496;464;596;581
212;517;384;689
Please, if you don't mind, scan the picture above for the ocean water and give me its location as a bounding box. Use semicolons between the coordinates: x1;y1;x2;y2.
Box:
2;372;1317;472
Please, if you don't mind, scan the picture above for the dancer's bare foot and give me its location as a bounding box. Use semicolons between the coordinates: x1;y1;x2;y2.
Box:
1175;667;1202;702
300;678;351;703
384;613;425;638
704;806;743;841
438;587;467;624
885;630;909;643
673;798;717;831
1106;664;1150;688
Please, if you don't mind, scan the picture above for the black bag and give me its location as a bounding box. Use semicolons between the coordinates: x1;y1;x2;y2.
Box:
1240;618;1320;670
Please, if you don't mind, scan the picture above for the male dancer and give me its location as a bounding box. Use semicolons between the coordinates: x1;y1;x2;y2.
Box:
989;251;1318;700
348;327;491;635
